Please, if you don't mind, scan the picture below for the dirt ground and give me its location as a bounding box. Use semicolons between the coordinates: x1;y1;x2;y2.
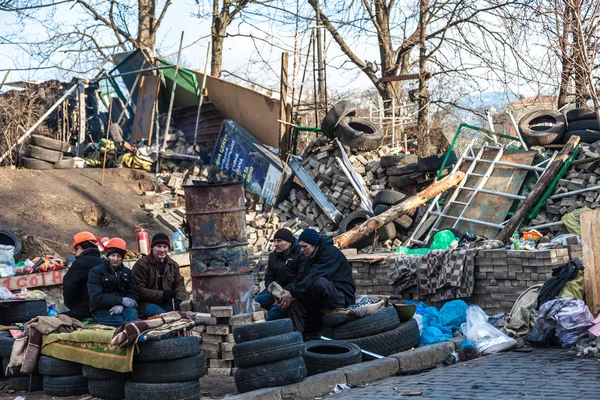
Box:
0;167;169;260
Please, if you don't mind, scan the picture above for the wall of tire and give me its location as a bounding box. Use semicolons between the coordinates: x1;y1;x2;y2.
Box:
22;135;75;170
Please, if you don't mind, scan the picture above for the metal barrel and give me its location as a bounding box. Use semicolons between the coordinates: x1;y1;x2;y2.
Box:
184;182;252;314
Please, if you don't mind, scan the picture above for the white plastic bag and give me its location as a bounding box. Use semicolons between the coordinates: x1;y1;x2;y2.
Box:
0;244;15;278
0;287;13;300
461;305;517;354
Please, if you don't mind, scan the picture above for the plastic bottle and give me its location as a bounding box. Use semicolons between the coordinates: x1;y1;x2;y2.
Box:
172;228;186;255
512;230;520;250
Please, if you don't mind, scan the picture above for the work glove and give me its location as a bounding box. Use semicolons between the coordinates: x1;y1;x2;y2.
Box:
109;305;124;315
162;290;177;303
122;297;138;308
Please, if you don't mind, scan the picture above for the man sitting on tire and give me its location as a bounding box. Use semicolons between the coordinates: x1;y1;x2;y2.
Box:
254;228;304;321
62;231;103;321
275;228;356;334
132;233;187;317
88;238;139;327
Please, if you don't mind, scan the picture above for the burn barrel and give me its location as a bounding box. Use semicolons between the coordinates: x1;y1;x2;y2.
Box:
184;182;253;314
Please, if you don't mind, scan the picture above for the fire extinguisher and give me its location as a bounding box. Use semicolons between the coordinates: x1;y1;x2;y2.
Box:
136;227;150;255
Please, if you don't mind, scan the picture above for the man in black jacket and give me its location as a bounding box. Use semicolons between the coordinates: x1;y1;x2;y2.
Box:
63;232;103;320
276;228;356;333
255;228;303;320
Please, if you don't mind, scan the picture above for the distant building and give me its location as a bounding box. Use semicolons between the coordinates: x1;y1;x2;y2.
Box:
492;94;558;137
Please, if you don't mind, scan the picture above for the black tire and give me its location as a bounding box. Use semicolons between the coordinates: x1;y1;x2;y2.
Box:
82;364;131;380
373;190;406;207
10;375;44;392
389;174;420;188
21;156;54;170
347;319;420;357
567;119;600;131
418;154;445;173
233;332;303;368
3;357;27;377
563;129;600;143
0;330;10;337
30;135;71;153
132;353;205;383
234;356;307;394
43;375;88;397
334;117;384;151
39;356;82;376
321;313;358;328
29;145;63;163
0;336;15;357
0;229;22;261
387;163;419;176
302;340;362;376
566;108;597;122
321;100;357;139
380;154;418;168
134;336;201;362
125;380;201;400
89;378;127;400
331;306;400;340
338;210;376;249
518;110;566;146
377;221;396;242
233;318;293;344
55;157;75;169
0;300;46;325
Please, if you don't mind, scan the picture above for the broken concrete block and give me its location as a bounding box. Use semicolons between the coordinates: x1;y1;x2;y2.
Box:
230;313;253;326
206;325;230;335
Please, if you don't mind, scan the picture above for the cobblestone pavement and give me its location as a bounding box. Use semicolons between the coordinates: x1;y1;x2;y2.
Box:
326;348;600;399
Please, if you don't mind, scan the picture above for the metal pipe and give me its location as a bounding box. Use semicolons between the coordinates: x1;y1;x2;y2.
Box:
320;336;384;359
549;184;600;200
428;212;505;229
461;187;526;201
194;41;211;145
162;31;185;152
462;156;547;172
507;110;528;151
522;221;564;231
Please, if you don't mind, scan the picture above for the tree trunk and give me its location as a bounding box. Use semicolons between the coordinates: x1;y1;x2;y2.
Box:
211;29;225;78
138;0;156;49
417;0;431;156
571;0;588;108
557;4;572;110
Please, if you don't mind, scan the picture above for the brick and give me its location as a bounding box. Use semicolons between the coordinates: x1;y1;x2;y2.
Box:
211;306;233;318
230;313;253;326
221;342;235;352
196;313;217;325
222;351;234;361
192;325;205;333
202;334;226;344
207;367;232;376
253;311;266;321
203;350;222;359
210;359;233;368
225;334;235;343
206;325;230;335
200;341;222;352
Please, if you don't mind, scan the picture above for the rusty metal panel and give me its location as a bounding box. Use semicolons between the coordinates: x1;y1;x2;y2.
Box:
191;272;254;314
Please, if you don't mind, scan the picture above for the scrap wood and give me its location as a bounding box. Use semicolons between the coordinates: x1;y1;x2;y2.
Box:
333;171;465;250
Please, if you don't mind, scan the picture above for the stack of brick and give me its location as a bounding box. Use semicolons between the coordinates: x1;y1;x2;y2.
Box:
191;305;267;377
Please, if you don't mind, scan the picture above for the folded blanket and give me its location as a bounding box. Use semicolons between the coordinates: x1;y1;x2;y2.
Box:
111;311;189;348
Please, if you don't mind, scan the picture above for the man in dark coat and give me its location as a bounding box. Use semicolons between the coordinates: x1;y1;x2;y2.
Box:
254;228;304;320
276;228;356;333
63;232;103;320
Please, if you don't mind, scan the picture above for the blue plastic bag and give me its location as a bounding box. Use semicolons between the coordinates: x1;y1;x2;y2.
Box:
420;326;452;345
439;300;468;331
415;301;428;316
420;306;452;345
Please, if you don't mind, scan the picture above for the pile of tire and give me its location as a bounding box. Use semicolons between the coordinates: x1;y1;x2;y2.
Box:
518;110;567;147
1;332;44;392
84;365;131;400
323;307;419;358
302;340;361;376
0;299;47;325
321;101;384;152
232;319;306;394
39;356;88;397
125;336;205;400
563;108;600;143
382;152;448;189
22;134;75;170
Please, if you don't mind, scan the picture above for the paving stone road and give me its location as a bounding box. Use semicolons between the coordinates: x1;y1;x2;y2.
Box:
326;348;600;399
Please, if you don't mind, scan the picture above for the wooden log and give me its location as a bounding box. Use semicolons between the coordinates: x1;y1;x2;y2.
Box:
333;171;465;249
495;135;580;244
581;209;600;316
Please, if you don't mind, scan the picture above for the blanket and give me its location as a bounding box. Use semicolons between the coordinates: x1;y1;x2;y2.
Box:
111;311;190;348
8;314;85;374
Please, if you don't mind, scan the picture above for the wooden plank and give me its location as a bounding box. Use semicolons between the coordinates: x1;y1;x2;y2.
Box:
130;75;160;142
581;209;600;315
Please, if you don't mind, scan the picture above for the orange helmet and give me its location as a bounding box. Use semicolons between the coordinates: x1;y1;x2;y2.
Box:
105;237;127;252
72;231;98;250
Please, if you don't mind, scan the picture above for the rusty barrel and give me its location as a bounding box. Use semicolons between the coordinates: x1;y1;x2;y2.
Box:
184;182;252;314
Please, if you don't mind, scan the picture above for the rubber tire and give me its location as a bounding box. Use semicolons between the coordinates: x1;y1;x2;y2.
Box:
0;330;10;337
134;336;201;362
373;190;406;207
132;353;205;383
418;154;445;173
338;210;376;249
347;319;420;357
43;375;88;397
321;100;357;139
302;340;361;375
380;154;418;168
0;336;15;357
234;356;307;394
518;110;566;146
82;365;131;380
331;307;400;340
29;145;63;163
566;108;597;122
387;163;419;176
21;156;54;170
233;332;303;368
88;378;127;400
55;157;75;169
0;229;22;260
563;129;600;143
377;221;396;242
389;174;420;188
0;300;47;324
30;135;71;152
567;119;600;131
125;380;201;400
233;318;293;344
39;356;82;376
321;313;358;328
10;375;44;392
334;117;384;151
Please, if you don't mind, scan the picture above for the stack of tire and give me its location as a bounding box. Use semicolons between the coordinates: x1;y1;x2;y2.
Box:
1;332;44;392
518;110;566;147
84;365;131;400
382;153;447;189
0;300;47;326
564;108;600;143
22;134;74;170
125;336;205;400
302;340;361;376
323;307;419;358
321;101;384;152
232;319;306;394
39;356;88;397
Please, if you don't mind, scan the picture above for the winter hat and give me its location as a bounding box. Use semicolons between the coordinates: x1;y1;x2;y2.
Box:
298;228;320;246
273;228;295;244
151;232;171;249
106;248;126;259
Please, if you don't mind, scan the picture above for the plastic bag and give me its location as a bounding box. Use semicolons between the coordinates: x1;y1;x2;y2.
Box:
536;298;593;346
0;287;13;300
415;301;428;316
0;244;16;278
430;230;456;250
461;305;517;354
420;306;452;345
439;300;468;331
458;339;479;361
420;326;452;345
395;246;430;255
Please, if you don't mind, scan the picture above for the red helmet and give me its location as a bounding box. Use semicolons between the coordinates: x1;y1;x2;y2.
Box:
105;237;127;252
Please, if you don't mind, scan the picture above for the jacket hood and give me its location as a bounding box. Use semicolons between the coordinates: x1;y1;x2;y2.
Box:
78;247;101;258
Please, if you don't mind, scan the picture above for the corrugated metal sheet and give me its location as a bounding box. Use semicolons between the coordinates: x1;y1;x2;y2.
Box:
171;103;222;144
